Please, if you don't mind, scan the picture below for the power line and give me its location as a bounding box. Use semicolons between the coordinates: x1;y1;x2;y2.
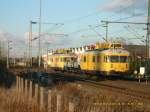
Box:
127;25;145;37
62;11;101;24
68;27;92;35
88;25;106;41
115;13;145;21
45;24;64;33
124;26;144;39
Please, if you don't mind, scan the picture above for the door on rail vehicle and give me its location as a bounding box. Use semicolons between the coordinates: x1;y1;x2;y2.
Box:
80;53;88;71
98;53;110;74
96;54;101;72
87;53;97;72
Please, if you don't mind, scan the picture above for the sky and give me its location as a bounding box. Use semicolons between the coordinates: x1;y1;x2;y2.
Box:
0;0;148;57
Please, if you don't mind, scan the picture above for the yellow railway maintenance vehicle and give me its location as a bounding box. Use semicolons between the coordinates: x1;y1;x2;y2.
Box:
47;51;78;71
79;42;130;75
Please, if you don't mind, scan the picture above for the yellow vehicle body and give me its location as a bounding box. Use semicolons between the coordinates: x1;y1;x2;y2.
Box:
48;53;77;70
80;49;129;75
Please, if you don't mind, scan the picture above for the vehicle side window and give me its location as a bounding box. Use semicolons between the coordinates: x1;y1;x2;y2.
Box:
84;56;86;62
93;56;95;62
104;56;106;62
104;56;108;62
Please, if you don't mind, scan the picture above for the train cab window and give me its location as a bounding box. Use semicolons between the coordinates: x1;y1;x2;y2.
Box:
84;56;86;62
92;56;95;62
108;56;128;63
120;56;128;63
109;56;119;62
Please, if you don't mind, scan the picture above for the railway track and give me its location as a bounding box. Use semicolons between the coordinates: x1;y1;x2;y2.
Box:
77;79;150;102
47;72;150;102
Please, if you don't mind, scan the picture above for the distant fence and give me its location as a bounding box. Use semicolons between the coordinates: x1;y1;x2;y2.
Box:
16;76;75;112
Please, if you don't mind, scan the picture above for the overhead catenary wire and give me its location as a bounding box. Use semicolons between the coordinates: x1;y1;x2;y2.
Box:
124;26;144;39
127;25;145;38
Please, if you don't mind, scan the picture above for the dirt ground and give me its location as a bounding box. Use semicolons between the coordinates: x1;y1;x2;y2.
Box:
98;80;150;94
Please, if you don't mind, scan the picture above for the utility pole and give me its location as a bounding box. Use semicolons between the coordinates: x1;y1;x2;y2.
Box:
12;47;15;68
45;42;50;71
7;41;12;69
46;44;48;67
7;41;9;69
38;0;42;70
29;20;31;68
105;22;108;42
30;21;33;68
29;20;32;68
0;41;1;60
101;21;109;42
147;0;150;58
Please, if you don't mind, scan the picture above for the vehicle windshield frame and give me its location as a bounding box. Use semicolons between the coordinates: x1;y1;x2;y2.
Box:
107;55;128;63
